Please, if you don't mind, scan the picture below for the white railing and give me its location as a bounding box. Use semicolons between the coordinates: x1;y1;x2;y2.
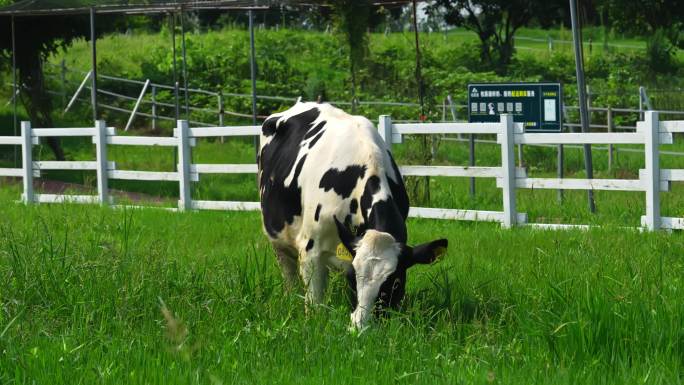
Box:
0;112;682;231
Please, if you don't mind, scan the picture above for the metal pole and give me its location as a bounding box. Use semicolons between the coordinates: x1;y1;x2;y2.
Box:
469;133;475;196
558;103;565;202
171;13;179;171
249;9;259;157
125;79;151;131
412;0;429;203
151;85;157;131
171;13;180;121
607;106;613;171
11;16;17;166
569;0;596;213
218;92;225;143
60;59;67;107
180;10;190;119
639;87;644;121
586;84;592;124
90;7;98;121
64;71;92;113
411;0;424;116
447;94;473;196
557;144;564;202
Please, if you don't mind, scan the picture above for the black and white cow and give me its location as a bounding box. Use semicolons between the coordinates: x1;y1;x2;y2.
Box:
258;101;447;328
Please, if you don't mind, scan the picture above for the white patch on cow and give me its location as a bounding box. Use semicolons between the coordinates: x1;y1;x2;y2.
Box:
350;230;401;328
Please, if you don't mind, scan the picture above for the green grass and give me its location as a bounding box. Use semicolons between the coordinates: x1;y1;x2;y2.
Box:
1;187;683;384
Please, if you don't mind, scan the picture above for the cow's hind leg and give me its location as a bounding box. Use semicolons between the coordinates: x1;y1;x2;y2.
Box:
273;245;299;290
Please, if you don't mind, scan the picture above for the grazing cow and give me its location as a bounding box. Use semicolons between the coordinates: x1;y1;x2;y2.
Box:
258;101;448;328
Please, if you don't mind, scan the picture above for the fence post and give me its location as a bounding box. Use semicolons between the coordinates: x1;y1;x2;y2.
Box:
20;121;33;204
500;114;517;228
218;92;225;143
151;85;157;131
607;106;613;171
638;86;644;121
94;120;109;205
378;115;393;149
643;111;660;231
176;120;192;211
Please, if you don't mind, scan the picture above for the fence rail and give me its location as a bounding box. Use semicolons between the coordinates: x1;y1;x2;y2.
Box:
0;112;682;231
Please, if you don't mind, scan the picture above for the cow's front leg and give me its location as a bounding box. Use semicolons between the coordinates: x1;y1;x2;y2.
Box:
299;244;328;308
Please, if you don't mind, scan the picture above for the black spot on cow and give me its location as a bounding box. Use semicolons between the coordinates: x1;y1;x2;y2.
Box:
306;239;314;251
293;154;307;184
319;165;367;199
308;130;325;148
261;115;280;137
360;175;381;223
304;121;326;140
386;151;409;220
314;204;322;221
349;199;358;214
259;107;321;237
358;172;407;243
344;214;353;228
367;198;407;243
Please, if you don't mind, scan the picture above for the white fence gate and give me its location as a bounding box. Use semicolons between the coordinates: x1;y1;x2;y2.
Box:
1;112;682;231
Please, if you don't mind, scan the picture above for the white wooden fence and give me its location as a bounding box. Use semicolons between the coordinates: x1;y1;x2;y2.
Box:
1;112;683;231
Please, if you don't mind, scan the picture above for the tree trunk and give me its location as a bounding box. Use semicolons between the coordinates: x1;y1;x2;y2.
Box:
479;37;492;66
18;48;65;160
496;39;515;70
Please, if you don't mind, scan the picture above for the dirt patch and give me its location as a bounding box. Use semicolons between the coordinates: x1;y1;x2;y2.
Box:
1;177;173;205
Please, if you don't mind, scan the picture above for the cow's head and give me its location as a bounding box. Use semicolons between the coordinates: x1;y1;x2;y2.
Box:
334;217;447;328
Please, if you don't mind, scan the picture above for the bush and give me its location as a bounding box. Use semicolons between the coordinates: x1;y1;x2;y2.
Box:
645;28;678;74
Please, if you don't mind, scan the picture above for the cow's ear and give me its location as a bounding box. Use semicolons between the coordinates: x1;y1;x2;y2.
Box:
334;216;357;257
406;239;448;267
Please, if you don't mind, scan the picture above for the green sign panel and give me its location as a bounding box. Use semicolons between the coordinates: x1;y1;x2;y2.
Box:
468;83;563;132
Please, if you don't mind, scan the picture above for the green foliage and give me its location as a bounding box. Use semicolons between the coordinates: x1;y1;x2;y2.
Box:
426;0;565;72
602;0;684;48
645;28;678;74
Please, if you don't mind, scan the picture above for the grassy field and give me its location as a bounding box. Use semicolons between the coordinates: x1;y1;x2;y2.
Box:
1;184;683;384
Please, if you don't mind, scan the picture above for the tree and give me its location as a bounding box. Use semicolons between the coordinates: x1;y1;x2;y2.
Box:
0;8;127;160
330;0;372;110
600;0;683;74
600;0;683;47
426;0;565;72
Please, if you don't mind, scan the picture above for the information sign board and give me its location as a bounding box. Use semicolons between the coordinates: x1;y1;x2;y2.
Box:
468;83;563;132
